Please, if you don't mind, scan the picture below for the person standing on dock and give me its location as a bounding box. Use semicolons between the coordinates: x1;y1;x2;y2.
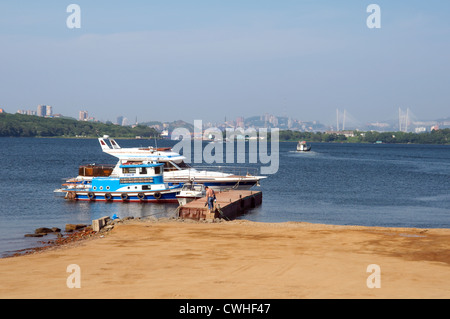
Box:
205;186;216;212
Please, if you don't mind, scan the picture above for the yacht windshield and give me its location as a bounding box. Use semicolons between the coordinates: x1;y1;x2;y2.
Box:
163;161;191;171
177;161;191;168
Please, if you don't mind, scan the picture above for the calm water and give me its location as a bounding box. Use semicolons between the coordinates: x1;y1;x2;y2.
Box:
1;137;449;257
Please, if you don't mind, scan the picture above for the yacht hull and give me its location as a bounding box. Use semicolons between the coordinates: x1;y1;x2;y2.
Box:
65;190;179;203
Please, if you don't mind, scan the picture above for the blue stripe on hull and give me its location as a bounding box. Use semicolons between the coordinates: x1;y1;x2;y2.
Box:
78;198;179;203
74;191;179;203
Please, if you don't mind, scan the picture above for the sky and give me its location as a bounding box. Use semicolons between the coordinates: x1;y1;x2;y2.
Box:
0;1;449;125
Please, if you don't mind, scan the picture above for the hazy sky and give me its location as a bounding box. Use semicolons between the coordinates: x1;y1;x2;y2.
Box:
1;1;449;125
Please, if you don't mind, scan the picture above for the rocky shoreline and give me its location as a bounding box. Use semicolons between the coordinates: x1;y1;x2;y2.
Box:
8;215;226;258
7;216;136;258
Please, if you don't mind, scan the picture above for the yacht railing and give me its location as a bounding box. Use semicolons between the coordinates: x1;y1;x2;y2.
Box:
188;165;260;177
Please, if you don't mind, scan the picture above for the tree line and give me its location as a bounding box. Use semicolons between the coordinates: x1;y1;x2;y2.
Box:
0;113;159;138
1;113;450;144
278;129;450;144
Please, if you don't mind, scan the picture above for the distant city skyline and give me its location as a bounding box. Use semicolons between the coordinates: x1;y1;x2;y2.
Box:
1;1;449;126
4;102;449;134
4;101;450;129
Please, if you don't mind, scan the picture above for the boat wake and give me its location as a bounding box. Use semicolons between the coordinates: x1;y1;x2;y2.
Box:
287;150;318;156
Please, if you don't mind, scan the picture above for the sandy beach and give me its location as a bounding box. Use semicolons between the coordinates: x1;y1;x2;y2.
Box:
1;218;449;299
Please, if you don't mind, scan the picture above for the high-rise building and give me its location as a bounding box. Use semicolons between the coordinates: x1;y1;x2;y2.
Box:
37;105;46;117
116;116;124;126
45;105;52;117
79;110;88;121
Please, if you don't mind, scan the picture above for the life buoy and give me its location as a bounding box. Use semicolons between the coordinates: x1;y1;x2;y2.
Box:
105;193;112;201
88;192;95;200
65;192;77;200
137;193;145;200
120;193;129;200
153;192;162;200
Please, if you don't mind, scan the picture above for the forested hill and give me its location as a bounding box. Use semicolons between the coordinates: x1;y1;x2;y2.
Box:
0;113;159;138
279;129;450;144
1;112;450;144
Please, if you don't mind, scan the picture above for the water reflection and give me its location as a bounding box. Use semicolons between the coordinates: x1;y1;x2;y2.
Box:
62;201;180;224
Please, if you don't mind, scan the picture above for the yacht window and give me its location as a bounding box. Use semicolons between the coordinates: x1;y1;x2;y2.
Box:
163;162;175;171
155;166;162;174
140;167;147;174
123;167;136;174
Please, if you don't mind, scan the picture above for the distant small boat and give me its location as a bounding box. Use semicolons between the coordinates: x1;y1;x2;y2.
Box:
296;141;311;152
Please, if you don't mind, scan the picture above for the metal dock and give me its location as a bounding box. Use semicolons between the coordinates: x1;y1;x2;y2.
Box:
178;190;262;221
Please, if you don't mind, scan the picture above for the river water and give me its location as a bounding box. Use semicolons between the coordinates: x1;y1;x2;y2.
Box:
0;137;449;257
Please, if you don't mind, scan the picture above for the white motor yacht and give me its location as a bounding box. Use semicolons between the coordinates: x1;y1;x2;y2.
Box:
57;136;266;193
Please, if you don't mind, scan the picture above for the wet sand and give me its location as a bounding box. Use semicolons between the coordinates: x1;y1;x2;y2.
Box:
1;219;449;299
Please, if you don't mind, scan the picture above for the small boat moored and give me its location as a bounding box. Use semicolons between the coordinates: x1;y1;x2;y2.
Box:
176;182;206;206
